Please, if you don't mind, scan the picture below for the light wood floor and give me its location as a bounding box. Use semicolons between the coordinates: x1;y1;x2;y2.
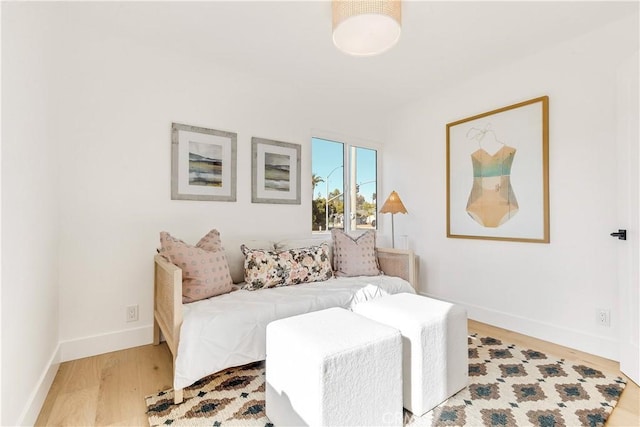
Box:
36;320;639;426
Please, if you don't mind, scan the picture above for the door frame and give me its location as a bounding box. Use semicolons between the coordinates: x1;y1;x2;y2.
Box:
617;50;639;385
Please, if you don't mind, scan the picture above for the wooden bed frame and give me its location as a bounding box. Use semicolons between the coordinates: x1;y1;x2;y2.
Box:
153;247;417;404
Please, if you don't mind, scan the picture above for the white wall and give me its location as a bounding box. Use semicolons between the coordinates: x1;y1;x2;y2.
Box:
385;15;639;360
1;3;391;422
2;2;636;424
1;4;61;425
48;5;388;359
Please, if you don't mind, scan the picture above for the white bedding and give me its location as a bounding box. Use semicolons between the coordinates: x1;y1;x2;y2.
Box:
175;275;415;389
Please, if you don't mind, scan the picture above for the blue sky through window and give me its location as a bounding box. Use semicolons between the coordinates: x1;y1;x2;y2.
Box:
312;138;377;203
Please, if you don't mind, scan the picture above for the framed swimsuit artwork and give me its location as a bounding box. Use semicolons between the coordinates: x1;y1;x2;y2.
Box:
446;96;549;243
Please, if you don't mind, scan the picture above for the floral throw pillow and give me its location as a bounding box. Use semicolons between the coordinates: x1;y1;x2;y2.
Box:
331;229;381;277
241;243;333;290
159;230;233;303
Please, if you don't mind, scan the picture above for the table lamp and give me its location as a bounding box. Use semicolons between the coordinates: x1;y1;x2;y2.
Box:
379;190;408;248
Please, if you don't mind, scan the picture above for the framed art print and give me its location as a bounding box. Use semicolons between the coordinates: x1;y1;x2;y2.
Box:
171;123;237;202
251;137;301;204
446;96;549;243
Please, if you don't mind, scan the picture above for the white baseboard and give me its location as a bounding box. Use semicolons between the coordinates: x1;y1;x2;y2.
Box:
18;344;61;426
59;324;154;362
418;292;619;361
15;325;154;425
619;342;640;385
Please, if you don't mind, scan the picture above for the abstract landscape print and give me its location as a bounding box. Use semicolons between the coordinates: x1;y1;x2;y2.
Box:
189;140;223;187
263;152;290;191
251;137;301;204
171;122;237;202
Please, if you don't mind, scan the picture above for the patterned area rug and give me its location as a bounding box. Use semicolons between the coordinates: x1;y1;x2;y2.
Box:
145;334;627;426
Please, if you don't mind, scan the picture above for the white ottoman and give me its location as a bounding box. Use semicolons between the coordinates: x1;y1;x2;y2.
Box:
266;307;403;426
353;293;468;416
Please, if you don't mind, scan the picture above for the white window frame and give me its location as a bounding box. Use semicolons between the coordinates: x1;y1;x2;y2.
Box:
311;130;382;234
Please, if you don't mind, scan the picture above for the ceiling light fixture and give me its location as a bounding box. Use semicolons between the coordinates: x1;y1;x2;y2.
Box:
332;0;402;57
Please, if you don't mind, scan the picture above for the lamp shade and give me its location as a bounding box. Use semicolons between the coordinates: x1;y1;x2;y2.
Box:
380;190;407;214
332;0;402;56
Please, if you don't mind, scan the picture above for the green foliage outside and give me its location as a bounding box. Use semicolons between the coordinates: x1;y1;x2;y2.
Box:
311;174;376;231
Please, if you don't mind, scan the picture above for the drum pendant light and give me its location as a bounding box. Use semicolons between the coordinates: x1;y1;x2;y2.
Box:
332;0;402;56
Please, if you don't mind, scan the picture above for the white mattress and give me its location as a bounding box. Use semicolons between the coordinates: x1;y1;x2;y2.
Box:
175;275;415;389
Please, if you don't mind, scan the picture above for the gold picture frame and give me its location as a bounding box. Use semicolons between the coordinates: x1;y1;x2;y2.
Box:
446;96;549;243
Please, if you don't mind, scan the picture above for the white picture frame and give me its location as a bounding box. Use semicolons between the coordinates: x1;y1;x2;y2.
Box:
251;137;301;204
171;123;237;202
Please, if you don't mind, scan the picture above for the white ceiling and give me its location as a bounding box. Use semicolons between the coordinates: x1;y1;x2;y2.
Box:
70;1;638;108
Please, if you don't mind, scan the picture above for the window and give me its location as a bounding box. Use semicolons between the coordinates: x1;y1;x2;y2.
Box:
311;137;378;233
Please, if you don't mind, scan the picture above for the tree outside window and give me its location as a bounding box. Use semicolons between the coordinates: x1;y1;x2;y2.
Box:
312;137;377;233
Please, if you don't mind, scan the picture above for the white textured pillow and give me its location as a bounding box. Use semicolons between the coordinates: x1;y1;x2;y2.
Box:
331;229;381;277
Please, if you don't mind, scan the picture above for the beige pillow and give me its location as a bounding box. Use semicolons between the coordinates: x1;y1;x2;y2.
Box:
195;229;223;252
331;229;381;277
159;230;233;303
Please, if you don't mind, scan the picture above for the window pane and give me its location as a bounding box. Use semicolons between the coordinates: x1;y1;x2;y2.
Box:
312;138;344;232
354;147;377;230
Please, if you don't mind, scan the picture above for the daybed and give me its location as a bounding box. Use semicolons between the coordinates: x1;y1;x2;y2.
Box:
153;232;418;404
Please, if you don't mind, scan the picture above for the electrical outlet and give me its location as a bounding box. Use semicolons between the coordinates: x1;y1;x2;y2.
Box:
126;305;139;322
596;309;610;327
